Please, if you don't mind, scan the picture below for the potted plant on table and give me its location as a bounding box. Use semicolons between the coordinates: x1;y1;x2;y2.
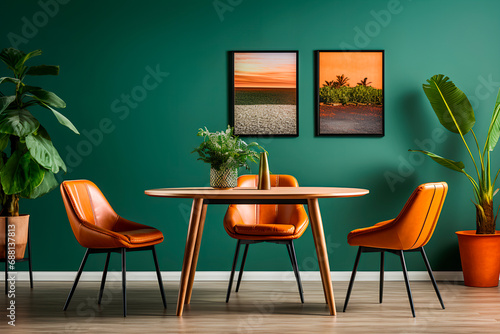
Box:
410;74;500;287
0;48;79;259
192;126;264;189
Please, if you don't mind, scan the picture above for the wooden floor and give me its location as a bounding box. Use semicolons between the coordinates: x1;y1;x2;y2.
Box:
1;280;499;333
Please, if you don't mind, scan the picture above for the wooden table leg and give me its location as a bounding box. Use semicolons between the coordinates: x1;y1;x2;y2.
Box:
307;198;336;315
185;203;207;304
176;198;204;316
310;201;332;307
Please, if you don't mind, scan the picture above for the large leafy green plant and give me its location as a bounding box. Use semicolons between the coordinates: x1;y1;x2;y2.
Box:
0;48;79;216
410;74;500;234
192;126;263;171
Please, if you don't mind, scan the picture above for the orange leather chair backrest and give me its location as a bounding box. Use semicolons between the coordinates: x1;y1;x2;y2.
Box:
61;180;120;246
389;182;448;249
232;175;300;225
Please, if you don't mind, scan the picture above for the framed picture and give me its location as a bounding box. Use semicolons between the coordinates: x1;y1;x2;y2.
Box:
229;51;298;137
315;50;384;136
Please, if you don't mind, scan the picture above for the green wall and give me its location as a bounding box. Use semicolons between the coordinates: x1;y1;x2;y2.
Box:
2;0;499;273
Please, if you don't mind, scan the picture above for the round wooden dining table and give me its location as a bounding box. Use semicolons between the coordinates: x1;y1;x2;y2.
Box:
145;186;369;316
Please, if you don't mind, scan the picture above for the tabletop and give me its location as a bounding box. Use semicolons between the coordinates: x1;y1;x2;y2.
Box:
145;186;369;199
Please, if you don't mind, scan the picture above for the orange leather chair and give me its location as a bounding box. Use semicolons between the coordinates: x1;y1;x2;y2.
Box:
223;175;309;303
60;180;166;317
343;182;448;317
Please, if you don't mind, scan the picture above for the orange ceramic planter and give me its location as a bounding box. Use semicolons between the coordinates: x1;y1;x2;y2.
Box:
456;230;500;287
0;215;29;260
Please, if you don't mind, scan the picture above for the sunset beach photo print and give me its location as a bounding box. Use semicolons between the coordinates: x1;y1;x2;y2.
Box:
229;51;298;136
316;50;384;136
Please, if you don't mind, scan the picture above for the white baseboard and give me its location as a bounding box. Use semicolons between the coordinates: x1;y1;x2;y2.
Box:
1;271;465;282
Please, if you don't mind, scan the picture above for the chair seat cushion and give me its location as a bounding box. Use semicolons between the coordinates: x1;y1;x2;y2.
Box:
118;228;164;244
234;223;295;236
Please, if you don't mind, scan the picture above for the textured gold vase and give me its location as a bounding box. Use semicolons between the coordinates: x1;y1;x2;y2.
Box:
258;152;271;190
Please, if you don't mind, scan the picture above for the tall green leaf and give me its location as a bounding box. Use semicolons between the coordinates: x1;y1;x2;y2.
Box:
486;88;500;151
25;65;60;76
0;109;40;136
25;126;67;173
0;151;43;195
423;74;475;134
409;149;465;172
0;96;16;114
28;88;66;108
22;168;58;199
39;102;79;134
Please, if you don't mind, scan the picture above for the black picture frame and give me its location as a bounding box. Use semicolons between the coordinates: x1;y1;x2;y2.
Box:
315;50;385;136
228;51;299;137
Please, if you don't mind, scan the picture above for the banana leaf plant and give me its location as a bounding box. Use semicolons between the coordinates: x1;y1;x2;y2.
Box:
410;74;500;234
0;48;79;217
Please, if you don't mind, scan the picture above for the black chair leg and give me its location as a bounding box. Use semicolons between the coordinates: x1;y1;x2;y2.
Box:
343;247;362;312
4;249;7;295
98;252;111;305
420;247;445;309
152;246;167;309
379;251;384;303
27;226;33;289
399;250;415;317
4;221;7;295
287;241;304;303
235;244;249;293
226;240;241;303
121;248;127;317
63;249;90;311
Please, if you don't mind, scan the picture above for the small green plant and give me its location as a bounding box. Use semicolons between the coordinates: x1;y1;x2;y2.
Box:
410;74;500;234
192;126;264;171
0;48;79;216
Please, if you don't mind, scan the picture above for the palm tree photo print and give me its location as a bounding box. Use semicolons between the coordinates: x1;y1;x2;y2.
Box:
317;51;384;136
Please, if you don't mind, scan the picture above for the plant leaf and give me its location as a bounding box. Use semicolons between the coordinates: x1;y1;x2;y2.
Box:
23;168;58;199
0;109;40;137
25;65;60;76
0;151;43;195
21;85;41;94
0;77;21;85
25;126;66;173
0;96;16;114
486;88;500;151
15;49;42;71
409;149;465;172
422;74;475;134
0;151;6;168
28;88;66;108
0;48;25;71
37;102;79;134
0;133;8;152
